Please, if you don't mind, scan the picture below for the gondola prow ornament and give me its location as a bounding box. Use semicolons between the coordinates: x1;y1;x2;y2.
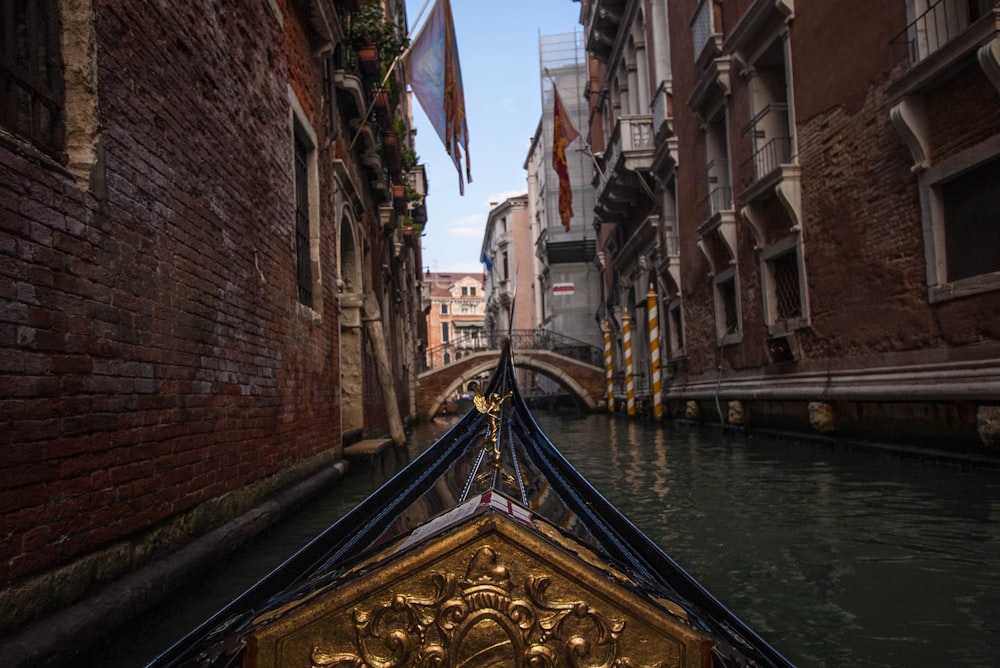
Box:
474;390;512;471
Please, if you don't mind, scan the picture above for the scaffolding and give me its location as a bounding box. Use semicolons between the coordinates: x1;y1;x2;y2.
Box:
538;31;591;239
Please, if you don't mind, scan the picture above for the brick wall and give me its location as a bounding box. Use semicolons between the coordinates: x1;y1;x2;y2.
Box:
671;0;1000;379
1;0;343;608
796;76;934;359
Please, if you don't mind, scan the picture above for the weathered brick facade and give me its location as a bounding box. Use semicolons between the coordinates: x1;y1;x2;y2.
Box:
580;0;1000;448
1;0;425;648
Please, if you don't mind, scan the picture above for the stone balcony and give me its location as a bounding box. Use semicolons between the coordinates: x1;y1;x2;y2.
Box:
585;0;628;63
593;115;655;223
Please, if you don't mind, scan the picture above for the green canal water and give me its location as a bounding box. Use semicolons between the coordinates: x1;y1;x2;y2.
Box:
86;412;1000;667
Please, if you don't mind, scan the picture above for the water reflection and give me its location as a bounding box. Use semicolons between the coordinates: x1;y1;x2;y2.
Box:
531;412;1000;667
88;413;1000;667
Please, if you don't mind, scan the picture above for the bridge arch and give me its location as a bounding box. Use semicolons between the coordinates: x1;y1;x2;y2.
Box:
416;351;604;421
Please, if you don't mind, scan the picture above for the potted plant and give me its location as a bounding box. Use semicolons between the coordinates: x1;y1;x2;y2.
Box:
382;129;401;177
348;1;407;74
371;89;391;125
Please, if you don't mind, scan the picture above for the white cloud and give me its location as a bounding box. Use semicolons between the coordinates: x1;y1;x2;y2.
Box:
482;189;526;210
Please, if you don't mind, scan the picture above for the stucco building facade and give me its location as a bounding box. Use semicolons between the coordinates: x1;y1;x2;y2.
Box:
423;271;485;369
481;195;536;337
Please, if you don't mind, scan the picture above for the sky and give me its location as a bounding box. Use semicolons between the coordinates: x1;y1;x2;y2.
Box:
404;0;582;273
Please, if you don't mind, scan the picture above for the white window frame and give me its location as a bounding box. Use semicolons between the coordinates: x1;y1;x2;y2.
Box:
760;233;809;335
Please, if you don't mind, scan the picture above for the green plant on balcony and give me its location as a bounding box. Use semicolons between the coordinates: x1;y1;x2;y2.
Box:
348;1;408;72
404;183;422;203
401;216;424;235
400;144;418;172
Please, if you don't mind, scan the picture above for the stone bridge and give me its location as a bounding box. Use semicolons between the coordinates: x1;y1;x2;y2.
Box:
416;350;606;421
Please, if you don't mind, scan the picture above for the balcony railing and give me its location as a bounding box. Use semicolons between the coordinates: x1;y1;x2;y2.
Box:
593;115;655;204
741;135;792;187
697;186;734;223
423;329;603;370
891;0;994;68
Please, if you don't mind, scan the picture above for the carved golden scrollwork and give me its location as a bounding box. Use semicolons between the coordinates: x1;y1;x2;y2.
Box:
309;545;662;668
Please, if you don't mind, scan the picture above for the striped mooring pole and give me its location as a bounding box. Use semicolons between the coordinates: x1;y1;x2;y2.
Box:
603;321;614;413
623;312;635;416
647;286;663;420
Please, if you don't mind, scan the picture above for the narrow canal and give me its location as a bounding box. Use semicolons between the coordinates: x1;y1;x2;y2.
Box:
87;412;1000;667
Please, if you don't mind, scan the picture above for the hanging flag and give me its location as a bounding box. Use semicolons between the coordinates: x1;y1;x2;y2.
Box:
404;0;471;194
551;83;579;232
480;249;493;272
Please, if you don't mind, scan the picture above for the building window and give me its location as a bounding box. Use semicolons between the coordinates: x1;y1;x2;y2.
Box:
443;351;451;364
740;41;792;189
691;0;720;60
289;89;322;314
322;54;339;140
470;286;476;296
770;251;801;318
922;136;1000;301
294;127;314;306
668;299;684;355
441;322;449;343
713;268;741;344
698;116;733;223
760;234;809;335
1;0;65;159
461;286;468;296
941;156;1000;282
440;303;448;314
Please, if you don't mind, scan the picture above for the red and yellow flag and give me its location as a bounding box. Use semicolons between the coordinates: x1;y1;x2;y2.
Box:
552;84;579;232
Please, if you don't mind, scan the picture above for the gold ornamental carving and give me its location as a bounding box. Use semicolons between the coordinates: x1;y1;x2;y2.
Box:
309;545;667;668
474;391;513;466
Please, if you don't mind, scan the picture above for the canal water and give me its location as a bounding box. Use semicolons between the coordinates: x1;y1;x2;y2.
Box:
87;412;1000;667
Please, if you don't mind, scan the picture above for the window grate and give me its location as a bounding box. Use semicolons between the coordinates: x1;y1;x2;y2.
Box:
0;0;65;158
771;251;802;320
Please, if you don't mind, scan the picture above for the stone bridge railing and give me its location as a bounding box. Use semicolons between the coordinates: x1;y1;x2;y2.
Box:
416;349;606;421
423;329;602;372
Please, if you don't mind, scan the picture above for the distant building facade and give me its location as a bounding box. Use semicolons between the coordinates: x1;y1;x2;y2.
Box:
527;32;604;352
424;272;486;368
481;195;535;337
577;0;1000;449
1;0;429;658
